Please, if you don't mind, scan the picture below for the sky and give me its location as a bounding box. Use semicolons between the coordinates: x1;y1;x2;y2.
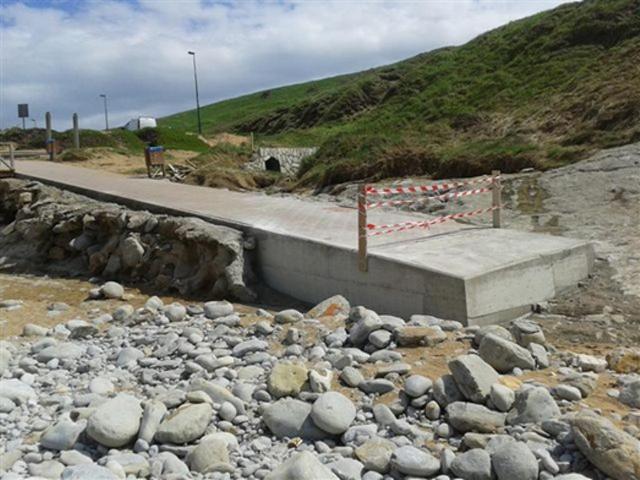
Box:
0;0;576;131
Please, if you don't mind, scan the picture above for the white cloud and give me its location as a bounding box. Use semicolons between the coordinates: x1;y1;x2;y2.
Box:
0;0;575;131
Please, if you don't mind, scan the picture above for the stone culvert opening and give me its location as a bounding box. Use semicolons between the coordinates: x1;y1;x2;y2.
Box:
265;157;281;172
0;178;257;302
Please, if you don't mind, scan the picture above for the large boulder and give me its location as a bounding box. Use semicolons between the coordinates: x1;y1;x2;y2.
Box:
450;449;492;480
433;374;465;407
311;392;356;435
262;399;327;440
40;418;87;451
86;394;142;448
395;326;447;347
154;402;213;444
507;387;559;425
390;445;440;477
186;436;232;474
446;402;506;433
491;441;538;480
572;414;640;480
449;355;499;403
61;464;119;480
189;378;245;414
307;295;350;319
478;334;536;373
348;308;383;346
606;347;640;374
203;300;234;319
266;451;339;480
354;437;396;473
0;379;37;405
267;362;309;398
619;379;640;408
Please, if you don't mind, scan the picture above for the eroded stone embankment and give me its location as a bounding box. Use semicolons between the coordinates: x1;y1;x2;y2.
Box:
0;178;256;302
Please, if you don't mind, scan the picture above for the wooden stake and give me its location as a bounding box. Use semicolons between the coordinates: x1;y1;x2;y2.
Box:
45;112;54;162
492;169;502;228
358;183;368;272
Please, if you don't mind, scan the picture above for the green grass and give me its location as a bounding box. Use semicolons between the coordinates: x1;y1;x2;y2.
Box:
161;0;640;188
135;127;210;152
0;126;209;154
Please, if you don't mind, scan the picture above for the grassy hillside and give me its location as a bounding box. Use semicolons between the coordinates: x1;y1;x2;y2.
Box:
162;0;640;188
0;127;208;154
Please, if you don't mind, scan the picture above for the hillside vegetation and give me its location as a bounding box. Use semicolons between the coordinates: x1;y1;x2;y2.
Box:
0;127;209;154
162;0;640;188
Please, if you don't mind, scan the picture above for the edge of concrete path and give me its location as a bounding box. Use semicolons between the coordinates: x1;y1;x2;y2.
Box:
16;171;455;274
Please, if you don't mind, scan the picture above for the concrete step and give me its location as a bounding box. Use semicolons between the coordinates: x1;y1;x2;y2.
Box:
15;160;593;325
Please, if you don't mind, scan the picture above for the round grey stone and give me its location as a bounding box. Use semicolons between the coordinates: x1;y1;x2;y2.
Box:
311;392;356;435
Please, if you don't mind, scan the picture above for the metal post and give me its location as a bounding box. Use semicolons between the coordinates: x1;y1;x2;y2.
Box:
492;170;502;228
22;118;26;130
73;113;80;149
188;51;202;135
358;183;368;272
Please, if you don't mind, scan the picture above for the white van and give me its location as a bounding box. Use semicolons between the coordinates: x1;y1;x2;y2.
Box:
125;117;157;131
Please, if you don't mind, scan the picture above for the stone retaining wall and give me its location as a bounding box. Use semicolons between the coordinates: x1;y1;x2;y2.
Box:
0;178;256;302
245;147;317;176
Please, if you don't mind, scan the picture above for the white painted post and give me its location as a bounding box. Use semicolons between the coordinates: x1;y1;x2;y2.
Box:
492;170;501;228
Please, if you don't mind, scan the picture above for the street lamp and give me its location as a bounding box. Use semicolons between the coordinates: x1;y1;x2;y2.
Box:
99;94;110;131
187;51;202;135
31;118;37;128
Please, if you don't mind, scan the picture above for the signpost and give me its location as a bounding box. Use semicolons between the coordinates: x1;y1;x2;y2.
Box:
18;104;29;130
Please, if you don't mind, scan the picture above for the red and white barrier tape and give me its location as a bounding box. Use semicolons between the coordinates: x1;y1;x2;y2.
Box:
365;176;498;196
366;187;491;210
367;206;498;237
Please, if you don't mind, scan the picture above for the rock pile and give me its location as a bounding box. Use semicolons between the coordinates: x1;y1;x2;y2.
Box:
0;287;639;480
0;178;255;301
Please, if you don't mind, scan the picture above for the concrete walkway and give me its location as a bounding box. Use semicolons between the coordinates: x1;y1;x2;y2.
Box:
15;161;593;324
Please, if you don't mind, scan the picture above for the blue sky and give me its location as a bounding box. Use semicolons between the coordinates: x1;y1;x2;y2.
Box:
1;0;574;131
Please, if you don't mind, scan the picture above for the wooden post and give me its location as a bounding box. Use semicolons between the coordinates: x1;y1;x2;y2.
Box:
72;113;80;149
250;132;255;152
9;143;15;171
45;112;55;162
45;112;52;144
358;183;368;272
492;169;501;228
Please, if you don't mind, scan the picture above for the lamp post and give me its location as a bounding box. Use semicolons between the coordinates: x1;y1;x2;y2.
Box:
99;94;110;131
187;51;202;135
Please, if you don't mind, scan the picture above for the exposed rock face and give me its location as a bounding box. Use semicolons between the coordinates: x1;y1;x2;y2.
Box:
572;414;640;480
0;178;255;301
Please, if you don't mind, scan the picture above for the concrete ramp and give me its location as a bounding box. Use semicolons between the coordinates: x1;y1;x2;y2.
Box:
15;161;593;325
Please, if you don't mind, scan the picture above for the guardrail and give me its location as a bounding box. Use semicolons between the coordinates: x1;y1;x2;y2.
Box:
358;170;502;272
